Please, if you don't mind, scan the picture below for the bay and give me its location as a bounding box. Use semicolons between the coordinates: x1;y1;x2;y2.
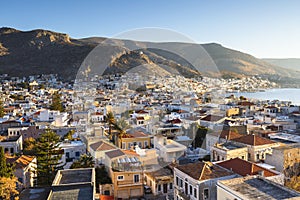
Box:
230;88;300;105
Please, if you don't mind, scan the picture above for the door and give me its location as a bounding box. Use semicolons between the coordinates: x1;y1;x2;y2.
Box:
163;183;168;193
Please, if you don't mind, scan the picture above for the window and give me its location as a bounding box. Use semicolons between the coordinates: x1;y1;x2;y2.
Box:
180;179;183;187
134;174;140;183
194;188;197;198
117;175;124;181
242;156;245;160
203;188;209;199
144;141;148;148
158;184;161;191
248;153;251;159
256;154;260;160
176;176;179;186
189;185;192;195
169;183;173;189
75;151;80;157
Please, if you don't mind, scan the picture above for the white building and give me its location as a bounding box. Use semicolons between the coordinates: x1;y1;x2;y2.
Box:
154;135;186;163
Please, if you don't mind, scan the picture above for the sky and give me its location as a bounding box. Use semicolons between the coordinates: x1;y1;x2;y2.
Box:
0;0;299;58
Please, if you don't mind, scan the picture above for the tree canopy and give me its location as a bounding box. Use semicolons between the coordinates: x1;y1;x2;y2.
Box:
0;147;18;200
35;129;62;186
70;154;95;169
50;92;64;112
0;101;5;118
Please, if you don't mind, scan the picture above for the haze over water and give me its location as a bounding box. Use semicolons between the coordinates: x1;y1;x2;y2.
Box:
233;88;300;105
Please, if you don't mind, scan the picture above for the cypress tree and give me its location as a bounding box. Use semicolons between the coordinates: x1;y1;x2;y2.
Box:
50;92;64;112
35;129;62;186
0;147;8;177
0;101;5;118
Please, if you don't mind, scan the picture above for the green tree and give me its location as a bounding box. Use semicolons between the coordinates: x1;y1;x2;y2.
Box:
0;147;14;178
115;118;131;131
70;154;95;169
105;112;116;141
50;92;64;112
0;101;5;118
35;129;62;186
23;137;37;155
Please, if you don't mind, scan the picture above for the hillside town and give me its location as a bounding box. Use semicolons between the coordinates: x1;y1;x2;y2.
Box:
0;72;300;200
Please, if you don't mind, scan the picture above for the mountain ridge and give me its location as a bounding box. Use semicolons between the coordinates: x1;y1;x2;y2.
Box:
0;27;300;84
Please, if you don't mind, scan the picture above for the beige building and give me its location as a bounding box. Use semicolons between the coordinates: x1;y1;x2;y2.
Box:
231;134;281;162
265;144;300;177
144;167;173;196
174;162;237;200
6;155;37;188
89;140;117;165
211;142;248;162
117;131;151;150
105;149;144;199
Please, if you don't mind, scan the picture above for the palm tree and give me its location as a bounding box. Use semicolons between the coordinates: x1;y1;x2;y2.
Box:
105;112;116;141
115;118;131;131
114;119;131;148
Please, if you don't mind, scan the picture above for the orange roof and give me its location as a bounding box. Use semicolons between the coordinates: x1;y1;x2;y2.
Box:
232;134;275;146
6;155;35;169
129;131;148;138
238;101;255;106
176;162;233;181
217;158;277;177
136;110;148;114
122;150;139;156
136;117;144;120
100;195;114;200
201;115;224;122
219;130;243;140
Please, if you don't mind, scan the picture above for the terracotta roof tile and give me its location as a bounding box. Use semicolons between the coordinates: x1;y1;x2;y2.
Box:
6;155;35;169
217;158;277;177
232;135;275;146
136;110;148;114
90;141;117;152
176;162;233;181
105;149;125;159
219;130;243;140
201;115;224;122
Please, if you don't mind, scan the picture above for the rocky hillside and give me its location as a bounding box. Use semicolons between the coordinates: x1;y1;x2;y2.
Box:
263;58;300;71
0;27;300;83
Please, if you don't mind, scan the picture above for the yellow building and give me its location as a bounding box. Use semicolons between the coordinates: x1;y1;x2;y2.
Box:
117;131;151;150
105;149;144;199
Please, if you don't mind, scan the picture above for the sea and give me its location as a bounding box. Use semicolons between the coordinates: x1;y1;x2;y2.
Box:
229;88;300;106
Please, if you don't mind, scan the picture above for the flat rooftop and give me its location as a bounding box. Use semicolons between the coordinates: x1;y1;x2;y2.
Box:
215;142;245;151
19;187;51;200
50;184;93;200
53;168;93;185
219;176;300;199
